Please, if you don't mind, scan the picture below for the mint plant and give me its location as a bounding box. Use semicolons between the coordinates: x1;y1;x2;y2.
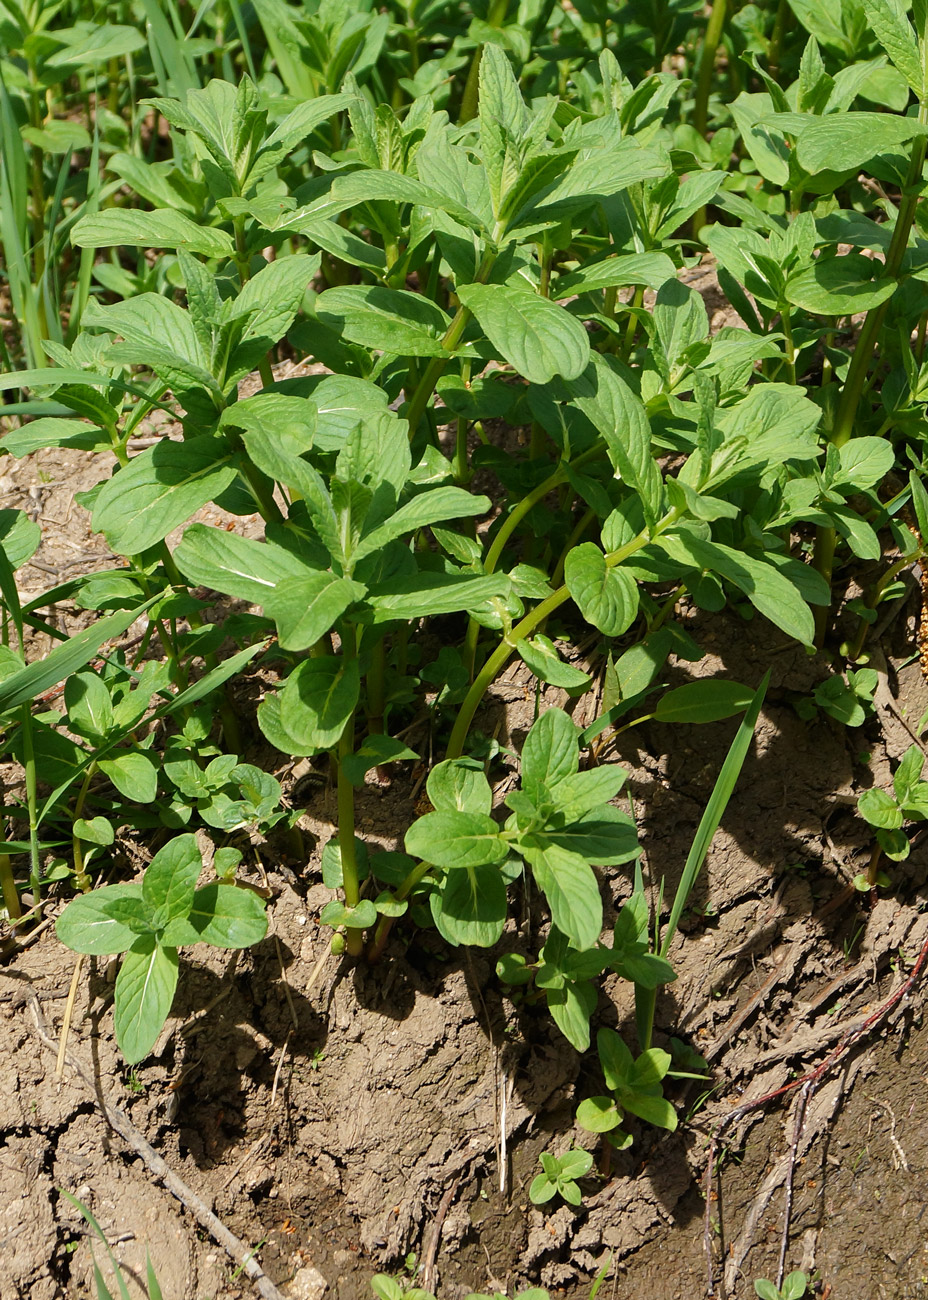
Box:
529;1148;594;1207
56;834;268;1062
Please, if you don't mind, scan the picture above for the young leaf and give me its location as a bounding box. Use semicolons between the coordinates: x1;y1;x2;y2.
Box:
522;843;603;949
427;758;493;814
264;574;366;650
276;657;361;752
431;863;507;947
165;882;268;948
142;835;202;924
522;708;579;792
114;936;179;1063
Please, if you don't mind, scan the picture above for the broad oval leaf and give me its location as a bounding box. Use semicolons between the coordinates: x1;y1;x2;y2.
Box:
56;883;145;956
456;283;590;384
277;656;361;753
655;680;755;724
523;843;603;949
93;438;238;555
565;544;639;637
431;863;507;948
405;810;507;869
786;253;896;316
164;882;269;948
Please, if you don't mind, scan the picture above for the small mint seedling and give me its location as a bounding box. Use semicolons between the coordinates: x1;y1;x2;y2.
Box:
56;834;268;1063
529;1148;594;1207
754;1270;809;1299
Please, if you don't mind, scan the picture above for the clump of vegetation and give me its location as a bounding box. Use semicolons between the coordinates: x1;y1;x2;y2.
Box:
2;0;928;1292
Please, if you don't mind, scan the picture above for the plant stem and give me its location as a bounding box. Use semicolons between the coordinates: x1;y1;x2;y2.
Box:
693;0;726;137
336;629;362;956
365;859;433;962
404;251;497;438
447;508;682;758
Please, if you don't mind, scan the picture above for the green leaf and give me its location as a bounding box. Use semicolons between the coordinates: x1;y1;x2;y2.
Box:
796;113;927;174
426;758;492;814
73;816;115;846
567;354;661;524
97;754;157;800
405;811;507;869
352;488;492;564
64;670;113;739
114;937;179;1063
576;1096;623;1133
315;285;453;357
555;251;676;297
57;884;146;955
565;544;639;637
622;1090;677;1130
175;524;308;605
73;208;233;258
543;807;640;866
858;786;904;829
522;708;579;792
529;1174;558;1205
456;283;590;384
546;977;598;1051
523;843;602;949
432;863;507;947
657;534;815;646
547;766;626;819
786;253;896;316
859;0;923;94
164;882;268;948
834;436;895;491
0;509;40;569
276;657;361;753
47;24;146;65
0;598;156;713
558;1148;594;1180
93;439;238;555
655;680;755;724
754;1282;781;1300
142;834;202;923
367;571;509;622
517;635;592;692
342;736;419;786
265;573;365;650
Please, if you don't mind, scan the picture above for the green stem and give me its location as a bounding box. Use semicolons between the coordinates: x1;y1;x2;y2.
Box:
447;508;682;758
21;704;40;906
404;252;497;438
71;763;97;893
336;629;362;957
365;859;433;962
693;0;727;137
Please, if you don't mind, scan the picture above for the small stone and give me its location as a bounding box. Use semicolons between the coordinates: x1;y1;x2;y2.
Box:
284;1264;328;1299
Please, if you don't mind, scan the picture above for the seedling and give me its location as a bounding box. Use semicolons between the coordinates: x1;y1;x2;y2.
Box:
754;1272;809;1300
529;1148;594;1207
56;834;268;1062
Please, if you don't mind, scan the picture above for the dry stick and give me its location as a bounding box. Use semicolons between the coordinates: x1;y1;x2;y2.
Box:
25;990;290;1300
777;1077;813;1291
55;954;85;1077
704;927;928;1296
420;1174;463;1294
